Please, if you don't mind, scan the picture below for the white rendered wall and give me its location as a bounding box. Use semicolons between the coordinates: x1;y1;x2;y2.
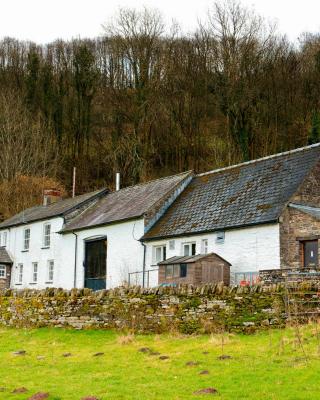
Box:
60;218;145;289
145;223;281;286
0;217;65;289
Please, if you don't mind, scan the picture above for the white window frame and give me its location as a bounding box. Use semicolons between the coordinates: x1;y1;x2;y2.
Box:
31;262;38;283
47;260;54;283
23;228;30;251
2;231;7;247
43;223;51;248
17;264;23;284
0;265;6;278
153;245;166;264
182;242;196;256
201;239;208;254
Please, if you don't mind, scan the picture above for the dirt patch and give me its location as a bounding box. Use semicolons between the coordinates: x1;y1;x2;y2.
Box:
27;392;49;400
12;387;28;393
93;352;104;357
218;354;232;360
159;355;169;360
186;361;199;366
193;387;218;395
199;370;210;375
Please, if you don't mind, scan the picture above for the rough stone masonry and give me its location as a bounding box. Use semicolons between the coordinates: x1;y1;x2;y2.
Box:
0;282;320;334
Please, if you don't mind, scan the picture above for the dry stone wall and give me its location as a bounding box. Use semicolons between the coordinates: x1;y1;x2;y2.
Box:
0;283;319;334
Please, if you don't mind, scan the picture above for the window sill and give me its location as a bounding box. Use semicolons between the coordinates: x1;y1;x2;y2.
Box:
21;250;29;253
45;281;53;284
15;283;22;286
41;247;50;250
29;282;37;285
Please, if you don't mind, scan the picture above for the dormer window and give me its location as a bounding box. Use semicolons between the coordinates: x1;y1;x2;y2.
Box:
23;228;30;251
43;223;51;248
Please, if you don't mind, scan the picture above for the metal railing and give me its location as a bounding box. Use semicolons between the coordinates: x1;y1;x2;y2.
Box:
128;268;158;288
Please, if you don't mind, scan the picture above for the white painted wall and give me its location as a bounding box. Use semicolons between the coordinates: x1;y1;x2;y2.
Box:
60;218;145;289
145;223;281;286
0;217;65;289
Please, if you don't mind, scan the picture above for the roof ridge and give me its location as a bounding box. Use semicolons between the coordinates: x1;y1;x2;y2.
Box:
111;170;192;193
197;142;320;177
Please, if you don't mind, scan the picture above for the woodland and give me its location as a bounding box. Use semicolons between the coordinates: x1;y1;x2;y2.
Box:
0;1;320;218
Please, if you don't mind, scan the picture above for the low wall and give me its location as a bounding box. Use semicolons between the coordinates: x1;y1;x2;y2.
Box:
0;283;319;334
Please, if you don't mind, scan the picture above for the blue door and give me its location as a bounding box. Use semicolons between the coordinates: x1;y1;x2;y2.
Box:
84;239;107;290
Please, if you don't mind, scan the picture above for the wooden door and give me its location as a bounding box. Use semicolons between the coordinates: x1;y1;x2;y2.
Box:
303;240;318;268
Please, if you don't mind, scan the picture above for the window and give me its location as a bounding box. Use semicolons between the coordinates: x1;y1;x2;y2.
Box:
216;231;225;243
47;260;54;282
2;232;7;247
169;240;175;250
17;264;23;284
0;265;5;278
43;223;51;248
32;262;38;283
154;245;166;263
182;242;196;256
201;239;208;254
165;264;188;279
23;228;30;251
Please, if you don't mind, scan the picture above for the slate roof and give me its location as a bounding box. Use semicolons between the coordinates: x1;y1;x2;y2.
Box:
289;203;320;220
0;188;108;229
159;253;231;265
143;143;320;240
61;171;192;232
0;247;13;264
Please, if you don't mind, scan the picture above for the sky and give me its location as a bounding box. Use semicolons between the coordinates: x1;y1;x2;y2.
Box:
1;0;320;44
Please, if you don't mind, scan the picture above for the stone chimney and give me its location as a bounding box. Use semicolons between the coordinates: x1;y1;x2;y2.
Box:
43;189;62;206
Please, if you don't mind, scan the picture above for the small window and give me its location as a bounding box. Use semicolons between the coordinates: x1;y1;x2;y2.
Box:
169;240;175;250
2;232;7;247
32;262;38;283
165;265;173;279
0;265;6;278
43;223;51;248
201;239;208;254
17;264;23;284
154;245;166;263
180;263;187;277
183;242;196;256
47;260;54;282
23;228;30;251
216;231;225;243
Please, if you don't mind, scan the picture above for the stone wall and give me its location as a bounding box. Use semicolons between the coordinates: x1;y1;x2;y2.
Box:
1;283;319;334
279;207;320;269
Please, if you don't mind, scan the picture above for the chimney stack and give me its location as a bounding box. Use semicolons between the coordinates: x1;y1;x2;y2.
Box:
43;189;62;206
116;173;120;191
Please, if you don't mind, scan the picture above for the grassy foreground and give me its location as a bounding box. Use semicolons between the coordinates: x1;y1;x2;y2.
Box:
0;325;320;399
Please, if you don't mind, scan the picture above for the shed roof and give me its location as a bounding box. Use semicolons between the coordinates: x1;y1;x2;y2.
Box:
158;253;231;265
61;171;192;232
143;143;320;240
0;188;108;229
0;247;13;264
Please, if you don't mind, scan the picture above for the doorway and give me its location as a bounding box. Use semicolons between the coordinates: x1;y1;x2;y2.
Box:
303;240;318;268
84;238;107;290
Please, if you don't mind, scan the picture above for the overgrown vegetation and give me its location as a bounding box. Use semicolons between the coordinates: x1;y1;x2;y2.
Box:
1;325;320;399
2;1;320;217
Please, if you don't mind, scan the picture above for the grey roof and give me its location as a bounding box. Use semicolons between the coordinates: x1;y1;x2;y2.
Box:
0;247;13;264
159;253;231;265
0;188;108;229
289;203;320;220
61;171;192;232
143;143;320;240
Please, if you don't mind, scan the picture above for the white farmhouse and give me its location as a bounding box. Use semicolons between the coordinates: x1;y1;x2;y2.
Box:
0;143;320;290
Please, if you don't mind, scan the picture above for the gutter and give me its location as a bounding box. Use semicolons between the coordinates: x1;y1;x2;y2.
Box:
72;231;78;288
141;241;146;288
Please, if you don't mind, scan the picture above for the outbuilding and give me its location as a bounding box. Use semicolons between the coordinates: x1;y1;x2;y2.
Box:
158;253;231;286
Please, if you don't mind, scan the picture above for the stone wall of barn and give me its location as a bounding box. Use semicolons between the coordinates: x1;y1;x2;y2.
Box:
0;282;318;334
279;207;320;269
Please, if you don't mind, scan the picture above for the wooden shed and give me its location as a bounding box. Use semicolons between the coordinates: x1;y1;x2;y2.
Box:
158;253;231;286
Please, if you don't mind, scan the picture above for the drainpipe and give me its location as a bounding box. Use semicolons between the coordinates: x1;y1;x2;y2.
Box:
141;241;146;288
72;231;78;288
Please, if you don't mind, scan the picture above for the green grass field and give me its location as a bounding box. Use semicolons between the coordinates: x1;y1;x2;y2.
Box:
0;325;319;399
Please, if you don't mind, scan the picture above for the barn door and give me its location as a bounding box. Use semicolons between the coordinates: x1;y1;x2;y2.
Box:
303;240;318;268
84;239;107;290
